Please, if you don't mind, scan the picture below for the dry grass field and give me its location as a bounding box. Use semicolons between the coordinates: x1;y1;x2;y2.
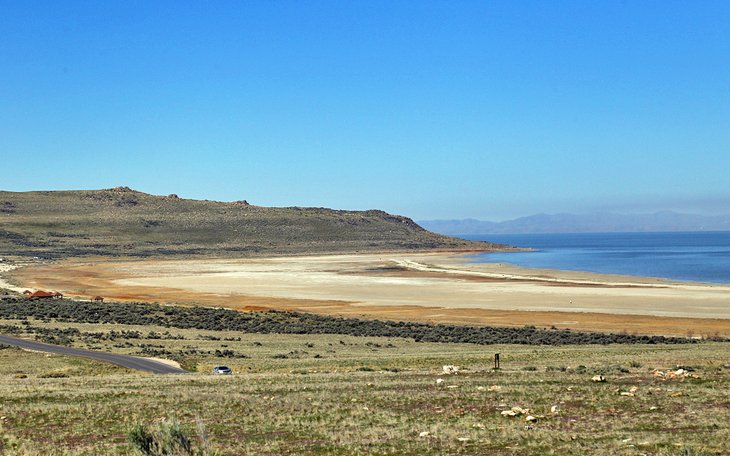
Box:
0;319;727;455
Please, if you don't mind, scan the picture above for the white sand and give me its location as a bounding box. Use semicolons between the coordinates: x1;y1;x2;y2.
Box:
0;263;26;293
111;253;730;320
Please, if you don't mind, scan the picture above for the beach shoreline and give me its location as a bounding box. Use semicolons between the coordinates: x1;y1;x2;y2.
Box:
5;252;730;337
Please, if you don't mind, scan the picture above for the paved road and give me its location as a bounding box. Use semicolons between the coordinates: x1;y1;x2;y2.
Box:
0;334;187;374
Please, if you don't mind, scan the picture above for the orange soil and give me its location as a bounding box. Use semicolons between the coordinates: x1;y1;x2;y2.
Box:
8;258;730;338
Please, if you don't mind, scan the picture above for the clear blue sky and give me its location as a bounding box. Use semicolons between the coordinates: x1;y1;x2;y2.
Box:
2;1;728;220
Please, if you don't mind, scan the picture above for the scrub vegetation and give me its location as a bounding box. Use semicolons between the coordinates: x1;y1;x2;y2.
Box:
0;298;701;349
0;324;727;455
0;186;727;455
0;188;499;258
0;289;727;454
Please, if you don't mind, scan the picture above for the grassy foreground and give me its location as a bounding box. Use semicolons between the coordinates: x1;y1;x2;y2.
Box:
0;319;727;455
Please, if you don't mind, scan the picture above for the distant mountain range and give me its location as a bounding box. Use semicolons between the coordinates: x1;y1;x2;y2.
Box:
419;211;730;235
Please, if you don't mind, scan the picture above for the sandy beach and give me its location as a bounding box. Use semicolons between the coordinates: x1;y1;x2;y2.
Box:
6;252;730;337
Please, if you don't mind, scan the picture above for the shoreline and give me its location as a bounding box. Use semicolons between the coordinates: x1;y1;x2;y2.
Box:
430;252;730;288
460;232;730;286
5;252;729;337
465;254;730;287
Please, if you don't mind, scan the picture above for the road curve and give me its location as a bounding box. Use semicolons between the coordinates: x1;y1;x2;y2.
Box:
0;334;187;374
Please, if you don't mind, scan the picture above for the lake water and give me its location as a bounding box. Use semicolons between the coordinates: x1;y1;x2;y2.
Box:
465;232;730;284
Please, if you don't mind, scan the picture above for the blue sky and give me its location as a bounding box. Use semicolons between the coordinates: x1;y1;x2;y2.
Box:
1;1;728;220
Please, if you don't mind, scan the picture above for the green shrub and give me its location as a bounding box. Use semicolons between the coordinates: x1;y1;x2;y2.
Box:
0;299;705;347
39;371;69;378
129;418;217;456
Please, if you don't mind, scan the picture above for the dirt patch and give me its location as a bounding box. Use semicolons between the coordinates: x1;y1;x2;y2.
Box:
144;357;182;369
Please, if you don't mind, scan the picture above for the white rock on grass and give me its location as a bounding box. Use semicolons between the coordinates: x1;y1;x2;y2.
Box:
436;378;445;385
502;406;530;417
419;431;430;438
442;365;460;375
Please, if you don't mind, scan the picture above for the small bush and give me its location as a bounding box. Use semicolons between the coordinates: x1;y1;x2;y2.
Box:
39;372;69;378
596;365;630;374
129;418;217;456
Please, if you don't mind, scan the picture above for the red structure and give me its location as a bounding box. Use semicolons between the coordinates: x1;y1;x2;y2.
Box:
28;291;56;299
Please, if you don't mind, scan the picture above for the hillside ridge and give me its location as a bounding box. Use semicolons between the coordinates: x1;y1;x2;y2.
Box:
0;188;500;258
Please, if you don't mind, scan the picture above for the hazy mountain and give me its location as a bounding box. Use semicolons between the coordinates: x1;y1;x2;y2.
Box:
420;211;730;235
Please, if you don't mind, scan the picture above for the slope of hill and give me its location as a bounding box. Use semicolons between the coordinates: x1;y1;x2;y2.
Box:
0;187;496;258
421;211;730;235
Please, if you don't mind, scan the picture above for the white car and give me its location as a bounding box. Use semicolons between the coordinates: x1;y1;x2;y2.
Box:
212;365;232;375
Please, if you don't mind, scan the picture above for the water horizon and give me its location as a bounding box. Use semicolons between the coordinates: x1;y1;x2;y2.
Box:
465;231;730;285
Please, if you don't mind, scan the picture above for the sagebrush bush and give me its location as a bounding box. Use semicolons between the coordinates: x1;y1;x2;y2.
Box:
0;298;706;346
129;418;217;456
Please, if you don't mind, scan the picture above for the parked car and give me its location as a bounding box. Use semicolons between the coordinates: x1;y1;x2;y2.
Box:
212;365;232;375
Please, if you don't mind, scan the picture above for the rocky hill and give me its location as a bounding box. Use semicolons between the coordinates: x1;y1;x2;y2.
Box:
0;187;500;258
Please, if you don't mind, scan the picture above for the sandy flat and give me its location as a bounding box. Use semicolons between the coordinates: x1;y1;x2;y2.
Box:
7;253;730;337
0;264;24;292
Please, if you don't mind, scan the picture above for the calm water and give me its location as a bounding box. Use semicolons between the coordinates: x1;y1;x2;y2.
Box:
465;232;730;284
